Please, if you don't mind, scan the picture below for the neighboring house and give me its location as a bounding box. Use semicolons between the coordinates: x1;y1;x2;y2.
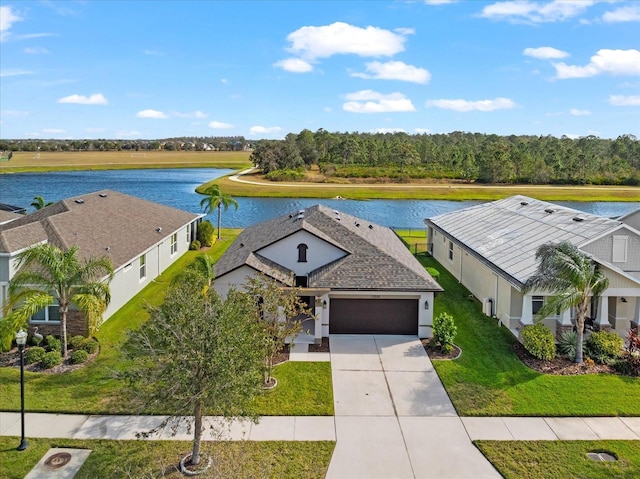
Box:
425;195;640;340
214;205;442;341
0;190;203;336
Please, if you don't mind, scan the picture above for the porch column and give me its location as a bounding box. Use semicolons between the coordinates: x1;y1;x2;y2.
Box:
632;298;640;332
556;309;573;339
314;298;323;344
596;296;611;332
519;294;534;343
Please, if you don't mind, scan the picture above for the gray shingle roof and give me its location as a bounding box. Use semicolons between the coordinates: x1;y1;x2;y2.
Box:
216;204;442;292
426;195;623;287
0;190;201;269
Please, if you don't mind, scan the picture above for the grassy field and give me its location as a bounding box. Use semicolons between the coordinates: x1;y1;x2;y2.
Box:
0;436;335;479
476;440;640;479
0;230;333;417
0;150;252;173
208;170;640;202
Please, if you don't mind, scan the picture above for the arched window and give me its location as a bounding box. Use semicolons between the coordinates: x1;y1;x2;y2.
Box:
297;243;308;262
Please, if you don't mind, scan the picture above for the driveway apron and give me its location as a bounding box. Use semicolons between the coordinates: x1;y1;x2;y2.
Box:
326;335;500;479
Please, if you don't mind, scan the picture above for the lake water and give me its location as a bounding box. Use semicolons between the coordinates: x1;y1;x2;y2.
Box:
1;168;638;229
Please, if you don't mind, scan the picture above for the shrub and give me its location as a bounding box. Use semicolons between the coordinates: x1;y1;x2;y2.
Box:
626;328;640;354
265;169;305;181
46;335;61;352
25;346;46;364
586;331;623;361
522;324;556;361
557;330;584;361
426;267;440;280
433;312;457;354
197;221;215;247
613;353;640;377
69;335;86;350
71;349;89;364
189;240;201;251
81;338;99;354
41;350;62;369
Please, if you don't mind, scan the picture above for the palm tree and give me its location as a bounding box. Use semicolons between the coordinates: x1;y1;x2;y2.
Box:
5;244;114;358
199;185;238;240
31;196;53;210
523;241;609;363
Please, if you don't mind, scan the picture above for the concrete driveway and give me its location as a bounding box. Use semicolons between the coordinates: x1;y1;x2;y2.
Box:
326;335;500;479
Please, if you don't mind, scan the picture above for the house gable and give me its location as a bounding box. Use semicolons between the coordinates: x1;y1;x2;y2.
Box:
581;226;640;274
257;229;348;277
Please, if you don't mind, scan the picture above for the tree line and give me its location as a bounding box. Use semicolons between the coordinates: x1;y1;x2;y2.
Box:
250;130;640;185
0;136;249;153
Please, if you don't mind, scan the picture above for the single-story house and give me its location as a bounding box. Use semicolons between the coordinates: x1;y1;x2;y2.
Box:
425;195;640;340
214;205;442;341
0;190;203;336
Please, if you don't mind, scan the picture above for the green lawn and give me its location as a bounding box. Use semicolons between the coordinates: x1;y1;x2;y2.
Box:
413;252;640;416
0;230;333;417
0;436;334;479
476;440;640;479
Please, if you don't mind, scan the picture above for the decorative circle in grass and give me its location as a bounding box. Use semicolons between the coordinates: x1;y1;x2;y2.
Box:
586;451;618;462
179;453;212;476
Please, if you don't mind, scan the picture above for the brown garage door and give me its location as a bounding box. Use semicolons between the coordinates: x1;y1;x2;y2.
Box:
329;298;418;335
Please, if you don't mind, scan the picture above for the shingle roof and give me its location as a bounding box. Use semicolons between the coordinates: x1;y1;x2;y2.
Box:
0;190;201;269
216;204;442;292
426;195;623;287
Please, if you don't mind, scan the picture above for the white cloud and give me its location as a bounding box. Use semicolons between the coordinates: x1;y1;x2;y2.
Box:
58;93;108;105
209;121;234;129
43;128;65;134
116;130;142;138
173;110;207;119
609;95;640;106
602;5;640;23
480;0;596;23
424;0;457;5
374;128;406;134
343;90;416;113
136;109;169;119
1;110;28;117
249;125;282;135
274;57;314;73
351;61;431;84
284;22;410;61
0;68;33;77
523;46;569;59
569;108;591;116
220;78;228;84
415;128;431;134
85;127;107;133
425;97;517;112
0;5;22;41
143;49;164;56
24;46;48;54
553;49;640;79
563;133;581;139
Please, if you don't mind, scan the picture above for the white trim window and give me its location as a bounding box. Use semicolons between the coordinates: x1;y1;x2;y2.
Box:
171;233;178;255
448;241;454;261
31;299;61;323
186;224;191;244
532;296;544;315
612;235;628;263
140;254;147;281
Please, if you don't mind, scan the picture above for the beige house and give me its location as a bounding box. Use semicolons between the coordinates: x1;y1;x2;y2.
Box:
0;190;203;337
425;195;640;340
214;205;442;341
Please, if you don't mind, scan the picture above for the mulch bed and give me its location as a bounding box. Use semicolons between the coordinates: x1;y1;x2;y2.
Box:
0;346;99;374
512;341;616;375
308;337;330;353
421;338;461;360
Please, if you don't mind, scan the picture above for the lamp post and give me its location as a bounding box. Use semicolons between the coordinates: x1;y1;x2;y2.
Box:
15;329;28;451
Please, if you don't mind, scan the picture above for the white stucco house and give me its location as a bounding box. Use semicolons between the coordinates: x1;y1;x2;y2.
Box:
214;205;442;341
425;195;640;340
0;190;203;337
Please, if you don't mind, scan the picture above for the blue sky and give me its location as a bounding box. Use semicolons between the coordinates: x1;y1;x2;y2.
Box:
1;0;639;140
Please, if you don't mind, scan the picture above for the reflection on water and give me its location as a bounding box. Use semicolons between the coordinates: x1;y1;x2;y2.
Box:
1;169;638;229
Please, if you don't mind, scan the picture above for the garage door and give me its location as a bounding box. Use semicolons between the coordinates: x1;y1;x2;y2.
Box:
329;298;418;335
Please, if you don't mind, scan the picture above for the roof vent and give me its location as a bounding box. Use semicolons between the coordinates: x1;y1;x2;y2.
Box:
334;214;340;221
520;201;528;206
297;213;304;220
105;246;110;251
156;227;162;233
75;199;84;204
368;225;373;229
240;243;244;247
355;222;360;227
544;208;555;214
289;214;293;219
99;193;107;198
573;216;585;222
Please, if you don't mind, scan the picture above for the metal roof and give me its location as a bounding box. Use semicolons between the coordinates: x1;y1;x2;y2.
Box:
426;195;623;287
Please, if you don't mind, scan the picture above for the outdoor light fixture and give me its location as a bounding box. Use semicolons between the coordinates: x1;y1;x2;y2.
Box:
621;297;627;303
15;329;28;451
323;300;327;309
424;300;429;310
